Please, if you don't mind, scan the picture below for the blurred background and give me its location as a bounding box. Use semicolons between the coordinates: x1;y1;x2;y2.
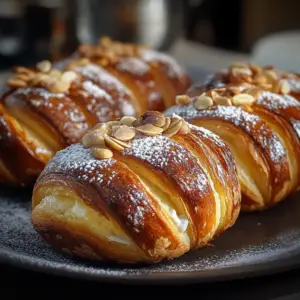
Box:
0;0;300;72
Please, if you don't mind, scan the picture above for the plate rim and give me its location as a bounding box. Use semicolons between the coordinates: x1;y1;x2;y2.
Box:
2;245;300;285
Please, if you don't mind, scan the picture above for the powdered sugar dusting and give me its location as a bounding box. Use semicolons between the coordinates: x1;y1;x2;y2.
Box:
82;80;113;104
165;104;286;165
291;118;300;137
141;49;184;79
76;64;131;96
116;57;149;77
286;77;300;93
14;87;65;101
43;144;115;184
257;91;300;110
123;135;210;195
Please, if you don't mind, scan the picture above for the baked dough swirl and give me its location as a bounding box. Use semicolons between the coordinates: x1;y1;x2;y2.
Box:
165;82;300;211
31;112;240;263
0;37;191;187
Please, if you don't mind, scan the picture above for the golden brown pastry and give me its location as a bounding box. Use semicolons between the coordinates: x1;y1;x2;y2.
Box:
74;36;191;112
189;62;300;100
165;85;300;211
0;38;191;187
31;112;241;263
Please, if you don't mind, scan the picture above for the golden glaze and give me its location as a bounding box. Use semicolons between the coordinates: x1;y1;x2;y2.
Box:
31;125;240;263
165;86;296;211
0;38;191;187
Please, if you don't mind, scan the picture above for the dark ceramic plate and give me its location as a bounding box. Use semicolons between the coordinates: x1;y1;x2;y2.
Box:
1;67;300;285
1;187;300;284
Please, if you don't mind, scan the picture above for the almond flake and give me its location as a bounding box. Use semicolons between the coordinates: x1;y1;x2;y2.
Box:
120;116;136;126
36;60;51;73
162;117;171;131
232;93;255;106
7;78;27;88
163;119;183;137
113;125;136;141
104;134;124;151
214;96;232;106
82;132;105;148
175;95;190;105
136;124;163;136
61;71;77;83
194;95;213;110
91;147;113;159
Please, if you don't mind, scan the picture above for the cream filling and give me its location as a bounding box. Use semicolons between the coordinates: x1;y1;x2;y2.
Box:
37;195;134;246
161;203;189;233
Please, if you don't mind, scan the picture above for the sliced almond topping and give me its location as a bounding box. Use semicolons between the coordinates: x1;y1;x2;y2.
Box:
231;62;249;69
135;111;165;127
7;78;27;88
258;83;273;90
178;121;190;135
93;123;108;131
214;96;232;106
113;125;136;141
107;120;121;128
169;116;182;128
249;63;262;74
111;125;121;136
244;87;261;99
207;90;219;100
232;67;252;77
13;66;35;75
31;73;49;85
176;95;191;105
264;69;278;82
78;58;90;66
61;71;77;83
232;93;255;106
109;136;130;148
104;134;124;151
278;79;291;94
82;132;105;148
36;60;51;73
228;86;242;95
162;117;171;131
15;73;33;82
91;147;113;159
194;95;213;110
253;74;267;85
136;124;163;136
163;119;183;137
49;69;62;79
50;81;70;93
120;116;136;126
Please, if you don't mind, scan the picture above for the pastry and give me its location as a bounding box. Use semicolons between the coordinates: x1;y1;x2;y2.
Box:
165;84;300;211
74;36;192;111
188;62;300;100
0;38;191;187
31;111;241;263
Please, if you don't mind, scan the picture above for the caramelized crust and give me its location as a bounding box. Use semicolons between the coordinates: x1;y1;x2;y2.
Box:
106;58;165;112
165;102;291;211
0;104;48;186
31;125;240;263
0;38;190;187
3;88;90;144
72;64;137;120
140;48;191;107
